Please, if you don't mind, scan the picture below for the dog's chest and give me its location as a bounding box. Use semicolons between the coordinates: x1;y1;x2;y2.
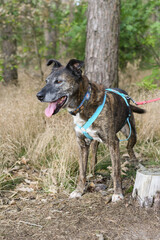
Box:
72;113;102;142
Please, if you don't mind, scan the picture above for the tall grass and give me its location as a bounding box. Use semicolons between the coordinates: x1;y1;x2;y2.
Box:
0;67;160;192
0;69;79;192
120;65;160;162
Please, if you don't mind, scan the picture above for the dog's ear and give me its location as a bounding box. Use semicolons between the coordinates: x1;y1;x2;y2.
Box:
66;59;84;78
47;59;62;68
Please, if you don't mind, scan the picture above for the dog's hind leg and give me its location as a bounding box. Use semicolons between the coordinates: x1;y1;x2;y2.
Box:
70;137;90;198
89;140;99;175
120;115;138;164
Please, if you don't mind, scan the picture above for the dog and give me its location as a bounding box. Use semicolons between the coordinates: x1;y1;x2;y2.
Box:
37;59;145;202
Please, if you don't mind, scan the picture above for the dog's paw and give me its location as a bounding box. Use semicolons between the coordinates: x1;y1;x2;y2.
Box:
69;189;83;199
112;193;124;202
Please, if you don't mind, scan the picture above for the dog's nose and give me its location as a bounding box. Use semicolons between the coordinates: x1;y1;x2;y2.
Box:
36;92;44;101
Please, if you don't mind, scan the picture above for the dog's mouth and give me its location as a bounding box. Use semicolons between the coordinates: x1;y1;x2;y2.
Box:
45;96;67;117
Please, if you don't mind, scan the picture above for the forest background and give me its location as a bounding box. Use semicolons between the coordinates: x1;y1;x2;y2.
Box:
0;0;160;193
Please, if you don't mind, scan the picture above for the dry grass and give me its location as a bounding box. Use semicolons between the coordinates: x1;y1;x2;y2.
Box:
0;68;79;192
0;66;160;192
120;65;160;162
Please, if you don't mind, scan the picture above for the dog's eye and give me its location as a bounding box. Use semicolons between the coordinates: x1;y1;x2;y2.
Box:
55;80;63;84
45;79;48;83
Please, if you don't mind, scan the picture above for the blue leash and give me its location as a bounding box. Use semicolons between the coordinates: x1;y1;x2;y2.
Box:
76;88;132;141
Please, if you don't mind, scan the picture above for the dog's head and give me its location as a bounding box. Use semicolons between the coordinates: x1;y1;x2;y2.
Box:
36;59;84;117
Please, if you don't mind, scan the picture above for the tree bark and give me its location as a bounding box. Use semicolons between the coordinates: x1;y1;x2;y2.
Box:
44;20;57;57
1;24;18;85
43;0;61;58
85;0;120;87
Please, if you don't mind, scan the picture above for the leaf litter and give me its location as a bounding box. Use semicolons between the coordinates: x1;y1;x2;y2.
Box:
0;161;160;240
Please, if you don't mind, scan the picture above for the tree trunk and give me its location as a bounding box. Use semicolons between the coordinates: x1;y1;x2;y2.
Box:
44;20;57;57
1;25;18;85
132;165;160;210
33;27;44;82
43;0;61;58
85;0;120;87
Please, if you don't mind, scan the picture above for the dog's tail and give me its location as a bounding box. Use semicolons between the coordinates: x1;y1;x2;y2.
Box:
130;105;146;114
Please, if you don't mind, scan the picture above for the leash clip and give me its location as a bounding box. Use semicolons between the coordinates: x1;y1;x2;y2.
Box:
129;96;138;105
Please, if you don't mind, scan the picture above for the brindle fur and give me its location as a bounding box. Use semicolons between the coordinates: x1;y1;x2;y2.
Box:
37;59;145;202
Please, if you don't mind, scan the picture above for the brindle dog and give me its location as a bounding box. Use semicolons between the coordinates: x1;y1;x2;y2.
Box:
37;59;145;202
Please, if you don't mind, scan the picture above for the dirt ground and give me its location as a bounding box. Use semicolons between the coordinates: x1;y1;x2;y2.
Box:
1;187;160;240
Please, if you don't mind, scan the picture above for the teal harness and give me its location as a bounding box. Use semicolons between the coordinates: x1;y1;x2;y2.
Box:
74;88;132;142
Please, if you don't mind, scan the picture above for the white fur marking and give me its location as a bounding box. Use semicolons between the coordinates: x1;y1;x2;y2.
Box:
112;193;124;202
72;113;102;142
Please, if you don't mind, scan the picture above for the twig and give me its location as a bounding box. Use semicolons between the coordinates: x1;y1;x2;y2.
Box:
19;220;42;228
9;191;18;198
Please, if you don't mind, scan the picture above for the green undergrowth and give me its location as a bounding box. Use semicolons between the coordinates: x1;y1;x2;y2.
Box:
125;185;134;194
0;174;24;191
92;139;160;182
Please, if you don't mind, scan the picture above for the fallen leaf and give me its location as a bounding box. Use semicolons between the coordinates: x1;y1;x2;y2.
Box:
16;185;34;192
21;157;30;165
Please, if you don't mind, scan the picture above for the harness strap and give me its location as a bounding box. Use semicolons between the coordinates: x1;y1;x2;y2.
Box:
105;88;130;108
105;89;132;142
76;124;93;140
76;93;106;140
83;93;106;130
120;117;132;142
70;84;92;115
76;88;132;142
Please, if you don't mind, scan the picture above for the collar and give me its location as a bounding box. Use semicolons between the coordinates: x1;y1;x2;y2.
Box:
69;84;91;116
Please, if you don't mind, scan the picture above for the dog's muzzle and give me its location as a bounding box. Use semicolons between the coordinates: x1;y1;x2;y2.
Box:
36;91;45;102
37;91;67;117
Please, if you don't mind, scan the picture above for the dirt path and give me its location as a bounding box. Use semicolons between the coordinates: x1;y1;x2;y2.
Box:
0;191;160;240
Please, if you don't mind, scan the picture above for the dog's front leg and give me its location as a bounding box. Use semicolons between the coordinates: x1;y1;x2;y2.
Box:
70;137;90;198
89;140;99;174
108;136;124;202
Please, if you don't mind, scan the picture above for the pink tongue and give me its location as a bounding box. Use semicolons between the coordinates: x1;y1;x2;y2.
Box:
45;102;57;118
